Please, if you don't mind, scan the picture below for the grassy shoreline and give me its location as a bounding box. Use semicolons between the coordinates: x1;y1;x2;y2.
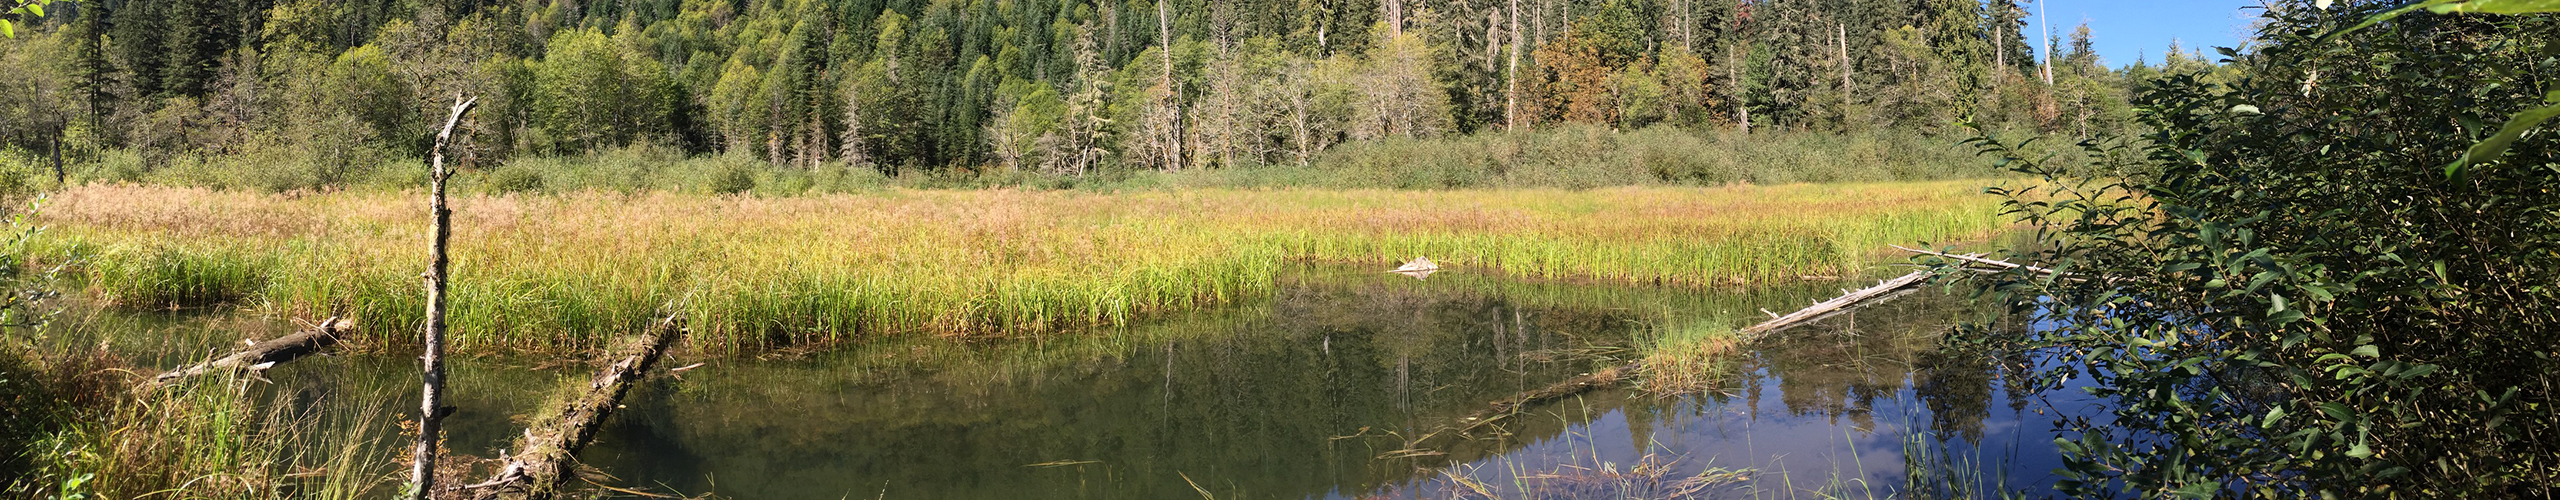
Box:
40;181;2003;353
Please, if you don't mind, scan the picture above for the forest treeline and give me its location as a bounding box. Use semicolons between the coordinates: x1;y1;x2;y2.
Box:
0;0;2224;189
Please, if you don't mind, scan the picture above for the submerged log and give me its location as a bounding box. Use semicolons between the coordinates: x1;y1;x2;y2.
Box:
1462;362;1636;428
462;314;684;500
145;317;352;388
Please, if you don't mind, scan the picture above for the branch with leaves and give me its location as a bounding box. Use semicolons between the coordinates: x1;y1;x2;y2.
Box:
2318;0;2560;178
0;0;63;38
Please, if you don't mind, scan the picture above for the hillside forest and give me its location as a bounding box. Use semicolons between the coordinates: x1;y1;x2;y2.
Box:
0;0;2217;188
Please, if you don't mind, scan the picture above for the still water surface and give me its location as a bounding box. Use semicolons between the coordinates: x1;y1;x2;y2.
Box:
83;264;2092;499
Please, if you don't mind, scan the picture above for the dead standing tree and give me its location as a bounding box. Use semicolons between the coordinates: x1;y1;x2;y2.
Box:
411;95;477;500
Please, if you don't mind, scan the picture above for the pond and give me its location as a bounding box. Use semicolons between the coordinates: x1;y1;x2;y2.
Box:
75;263;2096;499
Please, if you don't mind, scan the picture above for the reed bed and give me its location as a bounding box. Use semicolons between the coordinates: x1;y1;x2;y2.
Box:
38;182;2002;353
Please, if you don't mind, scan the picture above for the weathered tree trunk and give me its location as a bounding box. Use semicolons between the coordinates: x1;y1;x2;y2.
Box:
1157;0;1182;170
1384;0;1402;37
1732;42;1750;134
1679;0;1693;52
146;318;351;388
1994;23;2006;94
462;314;685;500
2038;0;2053;86
1536;0;1548;46
1507;0;1521;132
412;95;477;500
1838;24;1852;95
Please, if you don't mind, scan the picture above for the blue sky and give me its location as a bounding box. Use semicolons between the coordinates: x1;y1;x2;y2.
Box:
2026;0;2265;68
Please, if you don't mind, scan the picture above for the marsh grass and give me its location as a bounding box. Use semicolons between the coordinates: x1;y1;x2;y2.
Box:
40;182;2002;353
3;360;402;500
79;245;273;310
1898;430;2025;500
1635;320;1744;396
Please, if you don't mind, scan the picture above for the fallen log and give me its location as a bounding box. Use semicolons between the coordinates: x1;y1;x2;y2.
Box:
462;314;684;500
145;317;352;388
1891;245;2063;277
1386;361;1640;455
1736;270;1934;341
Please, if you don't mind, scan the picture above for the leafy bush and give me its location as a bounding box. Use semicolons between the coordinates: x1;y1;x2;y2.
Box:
1952;2;2560;497
482;163;548;194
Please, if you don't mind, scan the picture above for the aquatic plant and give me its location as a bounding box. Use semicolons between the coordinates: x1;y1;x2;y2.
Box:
39;182;2003;353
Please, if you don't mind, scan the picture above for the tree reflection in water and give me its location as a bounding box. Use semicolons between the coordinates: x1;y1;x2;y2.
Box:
185;263;2082;499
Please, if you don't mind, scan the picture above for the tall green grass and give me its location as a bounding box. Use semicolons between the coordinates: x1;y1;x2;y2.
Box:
80;244;273;309
39;183;2004;353
2;354;399;500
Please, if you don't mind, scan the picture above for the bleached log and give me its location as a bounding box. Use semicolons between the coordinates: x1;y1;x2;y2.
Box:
1736;270;1934;340
1891;245;2063;276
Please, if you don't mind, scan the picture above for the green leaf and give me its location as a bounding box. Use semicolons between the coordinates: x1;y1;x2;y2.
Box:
2347;442;2375;459
2264;406;2289;427
2428;0;2560;14
2352;344;2381;358
24;2;38;17
1;19;13;39
2321;1;2453;44
2321;0;2560;45
2447;88;2560;179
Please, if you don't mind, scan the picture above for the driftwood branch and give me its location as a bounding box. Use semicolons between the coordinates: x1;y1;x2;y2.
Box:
1891;245;2063;276
1737;246;2076;340
463;314;685;500
145;317;351;388
1737;270;1935;340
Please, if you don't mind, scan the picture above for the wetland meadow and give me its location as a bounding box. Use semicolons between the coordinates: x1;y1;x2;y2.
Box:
8;179;2073;499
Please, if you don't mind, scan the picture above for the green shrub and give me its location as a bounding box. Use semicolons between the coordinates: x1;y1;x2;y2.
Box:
482;163;548;194
67;124;2017;193
1953;3;2560;496
707;159;757;194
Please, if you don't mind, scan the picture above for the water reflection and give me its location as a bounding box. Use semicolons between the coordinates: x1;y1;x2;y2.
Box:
77;264;2084;499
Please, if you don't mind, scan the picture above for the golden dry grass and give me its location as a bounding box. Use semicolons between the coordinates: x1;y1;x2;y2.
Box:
40;182;2003;353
